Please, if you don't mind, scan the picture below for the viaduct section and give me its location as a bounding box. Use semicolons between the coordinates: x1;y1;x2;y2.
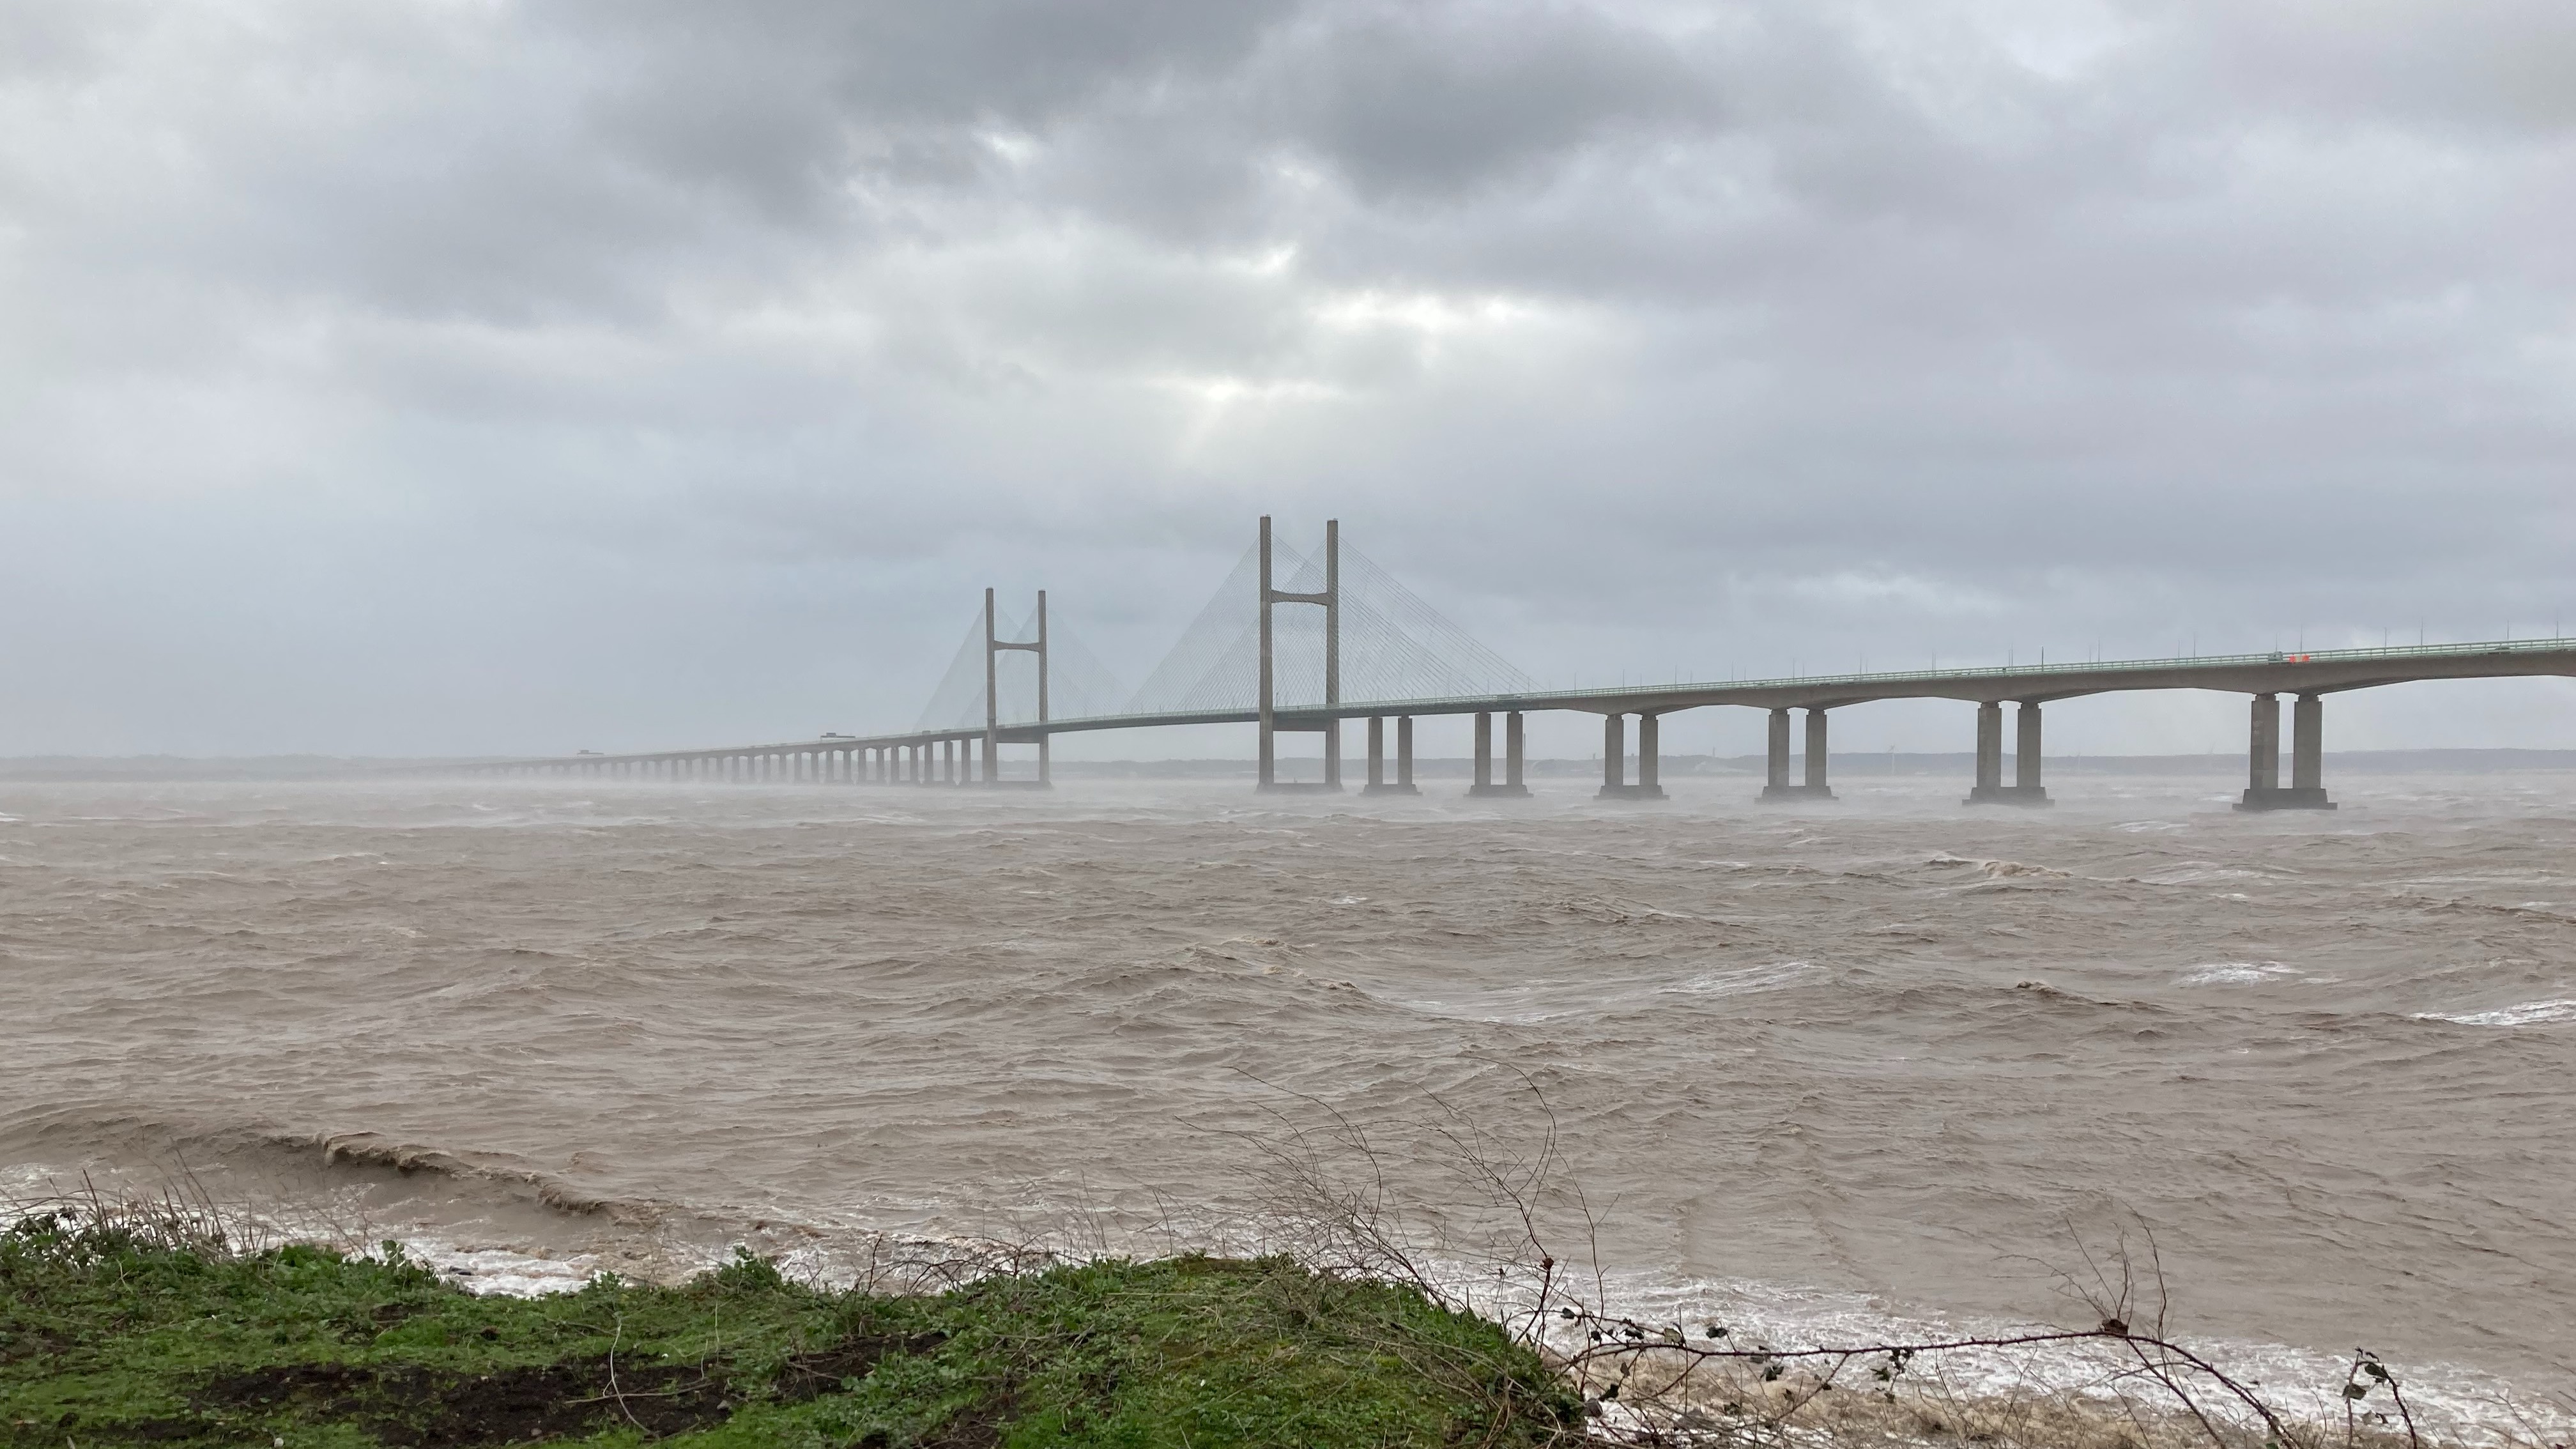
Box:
454;518;2576;812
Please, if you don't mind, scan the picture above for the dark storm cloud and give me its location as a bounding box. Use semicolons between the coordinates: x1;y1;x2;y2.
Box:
1;0;2571;756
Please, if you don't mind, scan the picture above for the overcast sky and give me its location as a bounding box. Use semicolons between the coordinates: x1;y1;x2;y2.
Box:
4;0;2573;759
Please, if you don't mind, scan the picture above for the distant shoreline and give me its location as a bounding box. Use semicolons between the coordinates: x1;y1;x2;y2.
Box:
5;747;2576;783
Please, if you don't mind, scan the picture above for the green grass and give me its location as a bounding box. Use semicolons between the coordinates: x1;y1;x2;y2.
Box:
0;1213;1578;1448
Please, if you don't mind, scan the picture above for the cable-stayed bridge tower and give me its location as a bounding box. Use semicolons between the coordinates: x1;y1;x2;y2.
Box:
983;587;1048;787
1258;516;1340;792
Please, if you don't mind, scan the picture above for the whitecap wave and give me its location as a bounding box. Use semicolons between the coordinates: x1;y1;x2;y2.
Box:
2415;998;2576;1027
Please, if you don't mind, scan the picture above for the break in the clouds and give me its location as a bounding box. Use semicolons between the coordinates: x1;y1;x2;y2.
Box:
2;0;2572;756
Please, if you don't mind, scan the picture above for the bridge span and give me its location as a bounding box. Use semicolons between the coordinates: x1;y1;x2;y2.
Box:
451;518;2576;812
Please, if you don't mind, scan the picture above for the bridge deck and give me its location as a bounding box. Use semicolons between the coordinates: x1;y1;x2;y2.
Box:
451;636;2576;770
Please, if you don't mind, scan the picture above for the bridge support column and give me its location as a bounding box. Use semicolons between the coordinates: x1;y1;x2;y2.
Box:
1964;702;2007;803
1971;702;2051;804
1364;716;1418;795
1597;713;1664;799
2014;703;2049;803
2239;691;2336;810
1762;707;1834;801
1467;711;1526;797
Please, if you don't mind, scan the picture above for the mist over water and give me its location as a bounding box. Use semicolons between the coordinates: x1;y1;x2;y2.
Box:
4;773;2572;1409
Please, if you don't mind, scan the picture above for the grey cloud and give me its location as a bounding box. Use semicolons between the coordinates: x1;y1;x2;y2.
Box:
1254;3;1722;201
1;0;2572;755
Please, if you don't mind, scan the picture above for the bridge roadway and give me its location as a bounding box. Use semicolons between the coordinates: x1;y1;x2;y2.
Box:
452;636;2576;812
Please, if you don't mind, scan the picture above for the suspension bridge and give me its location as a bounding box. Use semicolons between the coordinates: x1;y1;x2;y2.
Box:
453;517;2576;811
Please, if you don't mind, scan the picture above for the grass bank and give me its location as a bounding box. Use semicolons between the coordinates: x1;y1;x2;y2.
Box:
0;1214;1579;1447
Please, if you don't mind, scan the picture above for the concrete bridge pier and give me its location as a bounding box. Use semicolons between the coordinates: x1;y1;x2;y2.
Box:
1761;707;1835;801
1597;713;1667;800
1968;701;2052;804
1468;711;1531;796
1964;702;2004;802
2237;691;2336;810
1364;716;1421;795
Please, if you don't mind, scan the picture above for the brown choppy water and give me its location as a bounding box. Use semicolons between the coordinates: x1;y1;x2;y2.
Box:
4;773;2572;1414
